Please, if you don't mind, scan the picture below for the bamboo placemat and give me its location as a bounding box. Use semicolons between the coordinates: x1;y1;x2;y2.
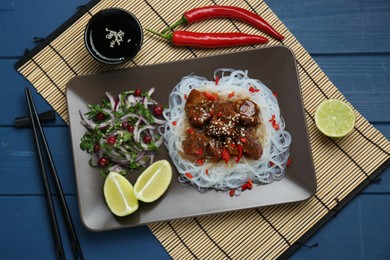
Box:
16;0;390;258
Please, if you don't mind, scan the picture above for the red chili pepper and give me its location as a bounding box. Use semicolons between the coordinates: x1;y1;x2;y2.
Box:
196;148;204;156
229;189;235;197
249;86;260;93
203;91;218;101
162;6;284;40
269;161;275;167
147;30;268;48
241;183;249;191
247;178;253;189
236;144;243;163
184;93;188;100
196;159;204;166
215;76;220;85
205;169;209;175
187;128;195;134
185;172;193;179
228;91;235;99
269;115;280;130
221;148;230;164
172;121;177;126
287;158;292;167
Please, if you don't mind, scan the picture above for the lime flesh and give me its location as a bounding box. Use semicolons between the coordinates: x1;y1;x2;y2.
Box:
315;99;355;138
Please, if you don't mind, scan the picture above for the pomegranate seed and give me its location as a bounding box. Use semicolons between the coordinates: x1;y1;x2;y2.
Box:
153;105;164;116
143;135;152;144
121;122;129;129
93;144;100;153
98;158;109;167
107;136;116;145
127;125;134;133
134;89;141;96
95;112;105;121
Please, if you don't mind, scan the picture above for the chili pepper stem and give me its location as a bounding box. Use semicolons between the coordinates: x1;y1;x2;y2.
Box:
161;16;187;34
145;28;173;42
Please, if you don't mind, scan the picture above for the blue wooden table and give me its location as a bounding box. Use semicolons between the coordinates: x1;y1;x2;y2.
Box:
1;0;389;259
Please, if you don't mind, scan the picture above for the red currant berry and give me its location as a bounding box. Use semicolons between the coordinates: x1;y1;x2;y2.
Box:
134;89;141;97
98;158;109;167
107;136;116;145
153;105;164;116
143;135;152;144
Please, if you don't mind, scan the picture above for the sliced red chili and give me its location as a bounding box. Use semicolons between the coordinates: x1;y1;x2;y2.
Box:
287;158;292;167
221;148;230;164
196;159;204;166
235;144;243;163
247;178;253;189
228;91;235;99
185;172;193;179
269;161;275;167
215;76;220;85
241;183;249;191
249;86;260;93
269;115;280;130
205;169;209;175
186;128;195;135
203;91;218;101
196;148;204;156
240;137;247;143
172;121;177;126
229;189;235;197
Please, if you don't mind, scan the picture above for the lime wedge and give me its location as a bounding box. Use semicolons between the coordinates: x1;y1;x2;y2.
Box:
103;172;138;216
315;99;355;138
134;160;172;203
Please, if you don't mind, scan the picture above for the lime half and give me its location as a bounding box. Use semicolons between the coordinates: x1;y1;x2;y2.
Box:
134;160;172;203
103;172;139;216
315;99;355;138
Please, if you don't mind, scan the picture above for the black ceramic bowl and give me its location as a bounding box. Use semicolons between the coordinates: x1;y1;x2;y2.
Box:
84;8;143;65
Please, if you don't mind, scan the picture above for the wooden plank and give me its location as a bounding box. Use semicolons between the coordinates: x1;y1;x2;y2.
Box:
0;127;77;195
2;0;390;57
265;0;390;54
0;0;86;57
290;195;390;259
0;196;171;259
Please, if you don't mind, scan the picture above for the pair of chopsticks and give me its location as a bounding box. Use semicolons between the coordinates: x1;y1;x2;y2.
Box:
24;88;84;260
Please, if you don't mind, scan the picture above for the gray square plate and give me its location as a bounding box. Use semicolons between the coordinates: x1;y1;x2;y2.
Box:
66;46;317;231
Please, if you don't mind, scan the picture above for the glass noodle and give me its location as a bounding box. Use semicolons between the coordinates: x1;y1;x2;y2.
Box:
162;69;291;193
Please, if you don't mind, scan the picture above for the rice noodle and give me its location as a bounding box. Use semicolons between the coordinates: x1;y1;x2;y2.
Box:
163;69;291;192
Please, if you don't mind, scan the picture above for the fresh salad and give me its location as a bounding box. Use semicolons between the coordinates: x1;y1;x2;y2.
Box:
79;88;166;178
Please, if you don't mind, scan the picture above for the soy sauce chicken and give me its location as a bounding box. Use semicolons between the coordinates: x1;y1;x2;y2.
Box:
182;89;263;162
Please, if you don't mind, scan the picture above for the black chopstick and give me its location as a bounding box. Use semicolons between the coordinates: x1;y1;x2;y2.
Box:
25;88;84;260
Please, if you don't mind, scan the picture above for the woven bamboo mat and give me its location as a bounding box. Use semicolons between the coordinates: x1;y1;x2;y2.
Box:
16;0;390;259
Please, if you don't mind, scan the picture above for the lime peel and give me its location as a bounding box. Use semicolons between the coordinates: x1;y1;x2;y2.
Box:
134;160;172;203
103;172;139;217
315;99;355;138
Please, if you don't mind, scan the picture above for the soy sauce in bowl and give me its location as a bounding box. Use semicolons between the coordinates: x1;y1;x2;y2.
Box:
85;8;143;65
